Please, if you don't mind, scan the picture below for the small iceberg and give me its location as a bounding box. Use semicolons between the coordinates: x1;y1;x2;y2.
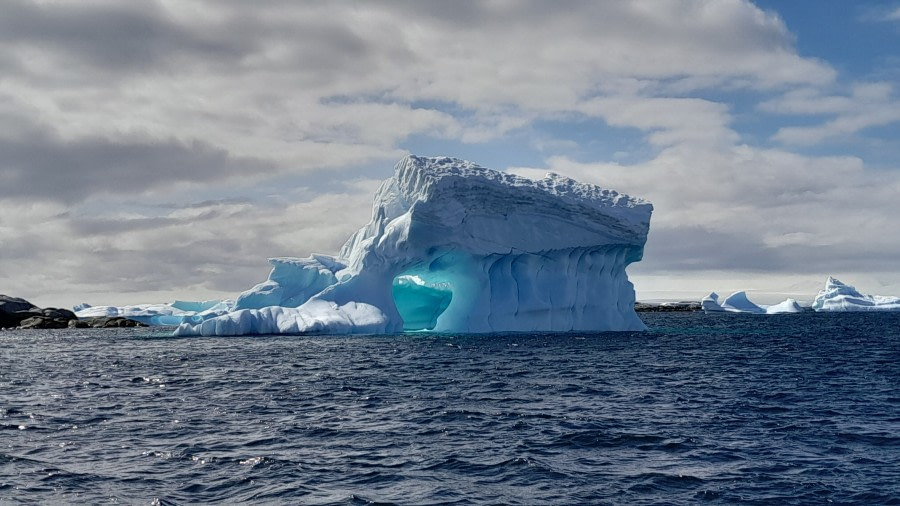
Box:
74;300;234;326
812;277;900;312
701;291;802;314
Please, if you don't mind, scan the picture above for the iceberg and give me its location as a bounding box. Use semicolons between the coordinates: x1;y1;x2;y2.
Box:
812;277;900;311
176;155;653;336
700;291;802;314
764;298;803;314
74;300;234;326
722;291;766;314
700;292;725;312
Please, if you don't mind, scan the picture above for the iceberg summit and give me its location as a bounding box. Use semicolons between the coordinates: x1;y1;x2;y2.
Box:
176;155;653;336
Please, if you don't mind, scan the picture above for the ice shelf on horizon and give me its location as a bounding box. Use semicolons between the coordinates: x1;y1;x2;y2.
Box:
172;154;653;336
74;300;234;326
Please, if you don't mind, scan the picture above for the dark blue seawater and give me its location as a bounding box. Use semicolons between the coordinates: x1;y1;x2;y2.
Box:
1;312;899;505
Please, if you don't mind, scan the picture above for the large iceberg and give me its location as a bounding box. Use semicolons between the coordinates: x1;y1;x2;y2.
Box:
176;155;653;336
812;277;900;311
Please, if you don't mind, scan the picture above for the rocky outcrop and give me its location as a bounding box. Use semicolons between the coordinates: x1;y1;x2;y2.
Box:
0;294;146;330
1;295;39;327
0;295;39;313
75;317;148;328
634;301;701;312
17;315;72;329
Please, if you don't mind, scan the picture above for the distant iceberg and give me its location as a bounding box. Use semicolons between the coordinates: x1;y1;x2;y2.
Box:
812;277;900;312
701;276;900;314
74;300;233;326
175;155;653;336
701;291;802;314
764;298;804;314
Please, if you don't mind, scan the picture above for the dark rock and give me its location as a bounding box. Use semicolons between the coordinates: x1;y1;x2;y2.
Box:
17;316;70;329
0;295;39;314
1;311;43;328
1;296;62;329
79;316;148;328
635;301;702;312
42;308;78;320
1;295;143;330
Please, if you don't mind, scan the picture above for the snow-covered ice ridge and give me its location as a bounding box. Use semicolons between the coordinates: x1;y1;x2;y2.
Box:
812;277;900;311
175;155;653;336
75;300;234;325
701;277;900;314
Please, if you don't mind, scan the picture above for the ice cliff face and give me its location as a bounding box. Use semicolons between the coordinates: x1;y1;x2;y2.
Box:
176;155;653;336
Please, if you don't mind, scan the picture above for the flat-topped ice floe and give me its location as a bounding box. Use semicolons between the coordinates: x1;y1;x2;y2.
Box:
176;155;653;336
812;277;900;311
74;300;233;326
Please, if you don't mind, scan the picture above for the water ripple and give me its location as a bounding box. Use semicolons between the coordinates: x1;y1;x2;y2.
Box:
1;312;899;504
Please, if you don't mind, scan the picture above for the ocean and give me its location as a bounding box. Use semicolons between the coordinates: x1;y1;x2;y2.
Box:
1;312;898;504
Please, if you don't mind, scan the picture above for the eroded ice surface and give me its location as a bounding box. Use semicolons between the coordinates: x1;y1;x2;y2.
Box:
176;155;653;336
812;277;900;312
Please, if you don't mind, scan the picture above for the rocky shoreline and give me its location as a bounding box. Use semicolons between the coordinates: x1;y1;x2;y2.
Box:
634;301;702;312
1;295;147;330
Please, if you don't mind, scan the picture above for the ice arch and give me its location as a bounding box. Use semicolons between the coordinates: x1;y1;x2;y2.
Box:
175;155;652;336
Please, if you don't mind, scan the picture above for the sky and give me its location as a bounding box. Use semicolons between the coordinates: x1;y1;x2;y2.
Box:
2;0;900;308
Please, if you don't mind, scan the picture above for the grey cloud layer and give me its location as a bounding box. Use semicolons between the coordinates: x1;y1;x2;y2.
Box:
0;123;275;203
0;0;251;74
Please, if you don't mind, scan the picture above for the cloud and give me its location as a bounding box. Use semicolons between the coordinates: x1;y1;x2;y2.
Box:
510;134;900;288
579;96;738;148
0;112;277;204
0;0;250;75
1;0;835;173
860;5;900;23
0;178;381;308
763;83;900;145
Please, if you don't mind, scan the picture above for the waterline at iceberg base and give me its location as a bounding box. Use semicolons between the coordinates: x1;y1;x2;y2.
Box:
176;155;653;336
